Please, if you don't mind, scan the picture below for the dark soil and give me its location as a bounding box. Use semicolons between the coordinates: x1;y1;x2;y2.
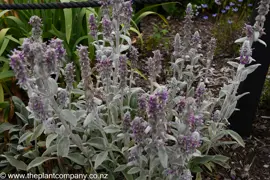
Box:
136;15;270;180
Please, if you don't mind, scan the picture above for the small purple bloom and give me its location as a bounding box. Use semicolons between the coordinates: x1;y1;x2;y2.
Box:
212;13;217;17
203;15;208;20
238;0;243;2
221;9;226;13
248;3;253;7
232;7;238;12
230;2;235;6
225;6;230;10
9;50;28;89
201;4;208;8
237;3;241;6
228;19;233;24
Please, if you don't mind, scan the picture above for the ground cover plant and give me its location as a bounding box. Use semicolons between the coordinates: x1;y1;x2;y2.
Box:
0;0;269;179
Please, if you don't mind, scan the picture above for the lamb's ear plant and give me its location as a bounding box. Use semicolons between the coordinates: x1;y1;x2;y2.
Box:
1;0;269;179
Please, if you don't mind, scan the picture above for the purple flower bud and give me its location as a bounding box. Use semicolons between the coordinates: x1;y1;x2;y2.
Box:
44;48;57;75
155;88;168;109
188;113;203;130
221;9;226;13
119;55;128;88
57;88;69;107
128;46;139;68
123;111;131;132
177;97;186;113
245;24;254;38
186;3;194;16
195;82;206;99
131;117;147;143
48;38;66;61
147;95;159;119
102;17;113;40
9;50;28;89
212;13;217;17
88;14;98;38
239;40;252;65
28;16;42;41
77;45;91;80
120;1;133;30
225;5;230;10
138;94;147;113
97;56;112;80
28;94;49;122
64;62;75;91
178;133;201;153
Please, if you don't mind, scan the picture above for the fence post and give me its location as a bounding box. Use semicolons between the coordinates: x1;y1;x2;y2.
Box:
229;3;270;137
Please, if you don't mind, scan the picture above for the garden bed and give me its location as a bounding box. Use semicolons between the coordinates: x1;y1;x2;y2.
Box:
138;15;270;180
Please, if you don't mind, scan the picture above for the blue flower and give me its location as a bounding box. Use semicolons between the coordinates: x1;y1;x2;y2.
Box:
203;15;208;20
232;7;238;12
228;19;233;24
248;3;253;7
238;0;243;2
212;13;217;17
221;9;226;13
225;6;230;10
201;4;208;8
230;2;235;6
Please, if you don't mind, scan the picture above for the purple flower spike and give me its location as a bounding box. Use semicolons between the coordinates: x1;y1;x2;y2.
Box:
64;62;75;91
88;14;98;38
232;7;238;12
